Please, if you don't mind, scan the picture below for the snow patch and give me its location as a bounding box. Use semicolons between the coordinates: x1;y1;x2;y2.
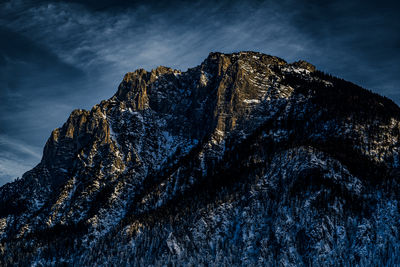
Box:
243;99;260;104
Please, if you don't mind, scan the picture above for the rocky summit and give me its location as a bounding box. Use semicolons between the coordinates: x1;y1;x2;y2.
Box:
1;51;400;266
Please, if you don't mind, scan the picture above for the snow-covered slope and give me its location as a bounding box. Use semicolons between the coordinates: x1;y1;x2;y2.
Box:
1;51;400;266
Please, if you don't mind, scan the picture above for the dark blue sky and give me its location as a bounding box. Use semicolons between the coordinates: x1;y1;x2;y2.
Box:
0;0;399;185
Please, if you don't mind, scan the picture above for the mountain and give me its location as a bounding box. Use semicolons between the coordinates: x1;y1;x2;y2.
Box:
1;51;400;266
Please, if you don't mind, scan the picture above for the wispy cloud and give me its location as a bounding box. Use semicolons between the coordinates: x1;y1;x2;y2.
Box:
0;1;310;72
0;134;42;184
0;154;36;185
0;135;41;159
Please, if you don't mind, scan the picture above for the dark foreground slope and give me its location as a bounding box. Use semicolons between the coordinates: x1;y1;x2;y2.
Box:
1;52;400;266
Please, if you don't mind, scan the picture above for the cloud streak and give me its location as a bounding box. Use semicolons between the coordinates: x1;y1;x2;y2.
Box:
0;134;42;185
0;135;41;159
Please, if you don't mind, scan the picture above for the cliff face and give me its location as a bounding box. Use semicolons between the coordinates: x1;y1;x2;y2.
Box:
1;51;400;266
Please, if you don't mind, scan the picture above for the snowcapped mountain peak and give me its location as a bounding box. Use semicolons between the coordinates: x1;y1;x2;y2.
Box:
1;51;400;266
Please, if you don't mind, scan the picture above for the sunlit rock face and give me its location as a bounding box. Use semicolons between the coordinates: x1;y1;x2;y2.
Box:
1;51;400;266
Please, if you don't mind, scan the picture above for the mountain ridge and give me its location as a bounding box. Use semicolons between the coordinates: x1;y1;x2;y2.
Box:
1;51;400;266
